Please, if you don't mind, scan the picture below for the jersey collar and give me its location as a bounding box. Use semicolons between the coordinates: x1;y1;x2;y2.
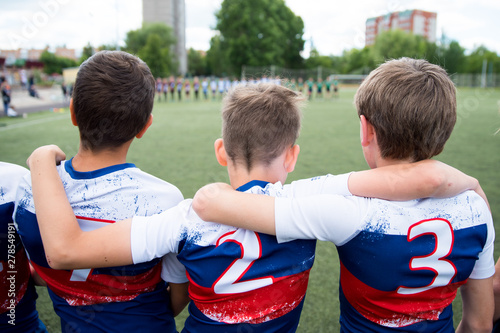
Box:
64;158;136;180
236;180;270;192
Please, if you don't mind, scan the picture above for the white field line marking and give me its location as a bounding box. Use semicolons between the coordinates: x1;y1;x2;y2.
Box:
0;114;69;132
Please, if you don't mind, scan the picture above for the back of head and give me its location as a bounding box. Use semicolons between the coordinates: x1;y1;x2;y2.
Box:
355;58;456;161
222;83;304;170
72;51;155;151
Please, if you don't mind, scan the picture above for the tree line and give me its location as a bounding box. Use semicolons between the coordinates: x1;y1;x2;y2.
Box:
39;0;499;78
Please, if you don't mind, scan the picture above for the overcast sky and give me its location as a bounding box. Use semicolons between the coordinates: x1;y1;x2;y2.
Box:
1;0;499;57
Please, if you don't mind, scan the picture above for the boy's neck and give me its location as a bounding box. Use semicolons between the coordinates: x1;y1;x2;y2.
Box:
227;162;286;190
71;143;131;172
374;157;414;168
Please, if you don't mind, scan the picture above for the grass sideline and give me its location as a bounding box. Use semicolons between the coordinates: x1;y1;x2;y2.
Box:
1;87;499;332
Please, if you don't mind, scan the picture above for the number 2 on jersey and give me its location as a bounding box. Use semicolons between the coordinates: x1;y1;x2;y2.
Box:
397;218;457;295
213;230;273;294
70;268;92;282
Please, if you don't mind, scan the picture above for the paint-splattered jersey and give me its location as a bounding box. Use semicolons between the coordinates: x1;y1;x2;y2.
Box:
14;159;185;333
132;180;319;332
0;162;42;332
275;190;495;332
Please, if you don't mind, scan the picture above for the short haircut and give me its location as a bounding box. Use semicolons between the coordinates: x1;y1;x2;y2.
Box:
222;83;303;170
355;58;457;161
72;51;155;151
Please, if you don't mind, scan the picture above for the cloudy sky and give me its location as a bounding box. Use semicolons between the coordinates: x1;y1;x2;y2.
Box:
1;0;499;57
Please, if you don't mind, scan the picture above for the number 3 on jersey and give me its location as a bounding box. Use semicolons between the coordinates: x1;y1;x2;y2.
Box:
397;218;457;295
213;230;273;294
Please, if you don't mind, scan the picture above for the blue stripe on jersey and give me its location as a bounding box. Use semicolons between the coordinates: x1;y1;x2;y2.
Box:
14;206;47;266
48;283;176;333
0;283;40;332
0;202;23;261
236;180;270;192
337;224;487;291
64;158;136;179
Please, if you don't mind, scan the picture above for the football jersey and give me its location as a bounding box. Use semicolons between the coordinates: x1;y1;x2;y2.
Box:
0;162;43;332
131;180;318;332
14;158;186;333
275;178;494;333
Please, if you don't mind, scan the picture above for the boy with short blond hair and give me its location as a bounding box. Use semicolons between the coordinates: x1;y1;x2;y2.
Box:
192;58;494;332
14;51;188;333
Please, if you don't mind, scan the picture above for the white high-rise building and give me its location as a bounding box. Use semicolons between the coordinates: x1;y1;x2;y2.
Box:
143;0;187;75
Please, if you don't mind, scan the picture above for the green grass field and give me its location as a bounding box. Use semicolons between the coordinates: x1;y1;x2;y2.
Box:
1;87;499;332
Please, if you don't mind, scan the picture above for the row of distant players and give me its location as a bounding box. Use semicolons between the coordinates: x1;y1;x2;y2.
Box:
155;76;339;101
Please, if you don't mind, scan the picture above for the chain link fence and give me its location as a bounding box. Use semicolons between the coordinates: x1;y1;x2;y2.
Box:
242;65;499;88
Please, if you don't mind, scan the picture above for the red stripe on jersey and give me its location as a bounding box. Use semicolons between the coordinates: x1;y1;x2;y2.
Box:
340;261;465;327
187;269;311;324
75;215;115;224
31;262;162;306
0;250;30;312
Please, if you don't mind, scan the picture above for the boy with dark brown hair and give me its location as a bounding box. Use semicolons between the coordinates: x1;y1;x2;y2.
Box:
192;58;494;333
14;51;189;333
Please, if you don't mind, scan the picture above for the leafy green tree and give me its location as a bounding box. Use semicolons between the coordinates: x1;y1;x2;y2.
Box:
188;48;207;76
371;30;433;63
305;48;334;69
206;35;230;77
125;23;177;75
441;41;465;74
79;43;94;64
98;44;118;51
341;47;374;74
214;0;304;75
464;45;500;74
138;34;172;77
40;50;78;74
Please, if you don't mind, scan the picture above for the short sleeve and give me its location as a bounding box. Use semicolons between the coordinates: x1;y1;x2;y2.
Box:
468;195;495;279
130;200;192;264
275;194;367;245
161;252;188;283
284;173;352;198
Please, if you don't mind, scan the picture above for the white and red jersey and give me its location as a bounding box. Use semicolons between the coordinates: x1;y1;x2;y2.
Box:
131;180;319;332
14;159;185;333
0;163;43;332
275;174;494;332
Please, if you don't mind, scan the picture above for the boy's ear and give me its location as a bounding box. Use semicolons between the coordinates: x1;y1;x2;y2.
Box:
136;115;153;139
284;144;300;173
214;138;227;167
69;98;77;126
360;115;375;147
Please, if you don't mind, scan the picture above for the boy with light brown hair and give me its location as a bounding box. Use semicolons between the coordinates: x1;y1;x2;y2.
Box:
192;58;494;333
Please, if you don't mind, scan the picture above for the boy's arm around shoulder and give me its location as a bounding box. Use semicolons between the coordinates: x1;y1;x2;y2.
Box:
28;145;134;269
348;160;483;201
192;160;486;235
192;183;276;235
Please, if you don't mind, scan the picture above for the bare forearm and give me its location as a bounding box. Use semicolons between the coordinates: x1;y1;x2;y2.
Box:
192;183;276;234
457;277;494;333
349;160;477;200
169;282;190;316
